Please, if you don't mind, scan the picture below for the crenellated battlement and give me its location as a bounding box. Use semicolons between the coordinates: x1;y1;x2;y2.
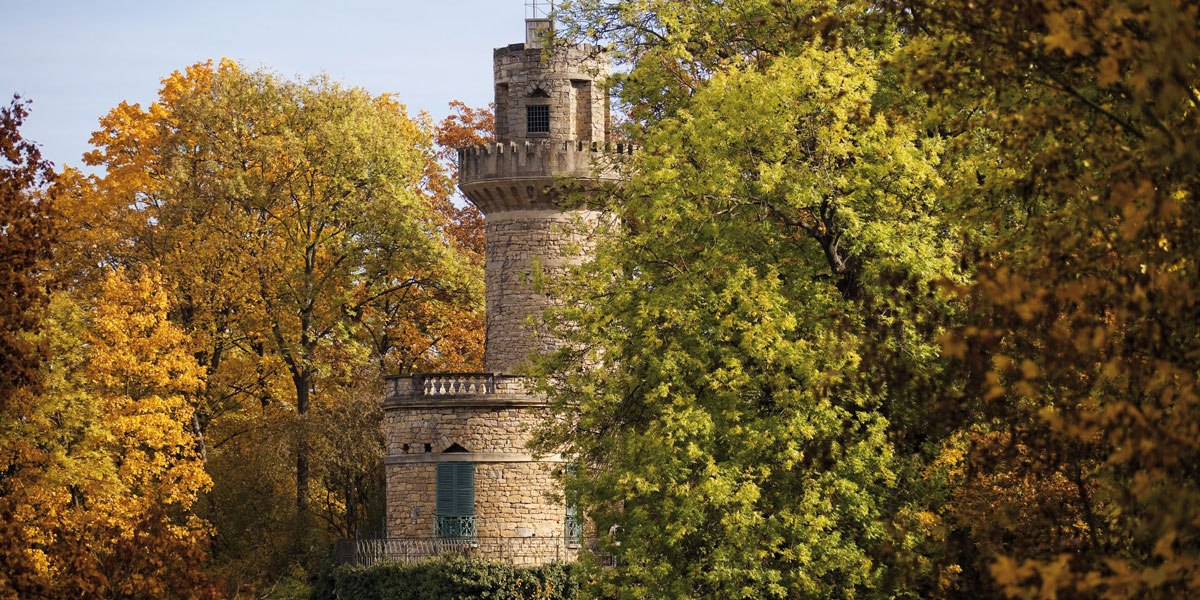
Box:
460;140;634;158
457;141;632;213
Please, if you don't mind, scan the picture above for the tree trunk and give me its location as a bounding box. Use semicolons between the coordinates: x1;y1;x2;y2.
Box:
294;372;310;513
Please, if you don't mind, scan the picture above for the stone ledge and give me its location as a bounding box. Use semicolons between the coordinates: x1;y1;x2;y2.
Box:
382;396;550;410
384;452;564;465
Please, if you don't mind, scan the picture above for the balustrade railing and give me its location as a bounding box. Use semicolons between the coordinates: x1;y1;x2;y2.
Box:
434;513;478;540
419;373;494;395
386;373;536;402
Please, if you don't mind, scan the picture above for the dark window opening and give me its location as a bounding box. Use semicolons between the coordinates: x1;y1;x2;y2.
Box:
443;443;469;453
527;105;550;134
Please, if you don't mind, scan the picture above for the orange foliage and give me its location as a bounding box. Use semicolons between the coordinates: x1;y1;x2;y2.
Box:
1;271;214;599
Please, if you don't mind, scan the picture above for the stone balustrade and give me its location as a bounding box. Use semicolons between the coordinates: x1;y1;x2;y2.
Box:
385;373;540;407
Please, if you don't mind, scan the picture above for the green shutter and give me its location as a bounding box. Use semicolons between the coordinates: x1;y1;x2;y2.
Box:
436;462;474;517
436;463;455;516
454;462;474;516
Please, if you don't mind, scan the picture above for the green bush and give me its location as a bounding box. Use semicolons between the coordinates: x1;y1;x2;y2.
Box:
312;558;577;600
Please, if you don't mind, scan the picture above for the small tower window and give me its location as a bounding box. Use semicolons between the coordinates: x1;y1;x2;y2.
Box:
527;105;550;134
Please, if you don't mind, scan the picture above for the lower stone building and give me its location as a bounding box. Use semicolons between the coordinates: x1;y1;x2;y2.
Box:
377;374;580;565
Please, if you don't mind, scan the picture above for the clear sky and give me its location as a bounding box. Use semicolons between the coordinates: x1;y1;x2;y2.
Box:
2;0;531;171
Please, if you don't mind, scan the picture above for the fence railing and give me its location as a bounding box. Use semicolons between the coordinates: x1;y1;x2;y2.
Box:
334;537;587;567
434;514;477;540
564;514;583;547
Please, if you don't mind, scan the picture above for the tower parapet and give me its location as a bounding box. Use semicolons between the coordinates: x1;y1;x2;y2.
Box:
463;41;625;374
458;141;631;212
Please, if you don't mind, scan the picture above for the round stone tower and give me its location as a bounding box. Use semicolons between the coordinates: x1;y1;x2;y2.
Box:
372;16;630;567
461;39;621;373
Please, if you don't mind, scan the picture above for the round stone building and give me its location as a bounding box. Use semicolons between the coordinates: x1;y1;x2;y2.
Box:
376;17;630;565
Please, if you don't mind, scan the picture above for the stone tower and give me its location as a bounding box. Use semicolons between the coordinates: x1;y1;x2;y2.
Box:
464;37;616;374
375;16;629;565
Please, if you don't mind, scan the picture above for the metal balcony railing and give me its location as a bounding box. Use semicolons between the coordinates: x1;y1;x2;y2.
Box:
434;514;478;540
564;514;583;547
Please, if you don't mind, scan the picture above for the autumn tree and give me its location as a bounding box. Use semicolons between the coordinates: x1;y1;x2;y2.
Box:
430;99;493;258
895;0;1200;596
65;60;485;589
1;269;214;599
0;95;57;599
0;96;54;406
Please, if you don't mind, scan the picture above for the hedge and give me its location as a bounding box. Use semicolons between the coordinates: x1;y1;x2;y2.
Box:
312;558;578;600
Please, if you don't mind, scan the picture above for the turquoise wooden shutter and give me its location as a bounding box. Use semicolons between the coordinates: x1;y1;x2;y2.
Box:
453;462;475;516
436;463;455;515
436;462;474;516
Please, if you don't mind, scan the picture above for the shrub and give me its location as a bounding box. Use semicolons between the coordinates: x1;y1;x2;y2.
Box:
312;558;577;600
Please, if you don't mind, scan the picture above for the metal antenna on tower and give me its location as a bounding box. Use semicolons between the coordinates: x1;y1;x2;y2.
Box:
525;0;554;48
526;0;555;20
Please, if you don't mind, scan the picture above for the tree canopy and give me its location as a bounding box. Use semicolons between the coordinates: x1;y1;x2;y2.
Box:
4;61;488;595
532;0;1200;598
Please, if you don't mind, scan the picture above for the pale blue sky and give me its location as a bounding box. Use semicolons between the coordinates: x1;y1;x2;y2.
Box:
2;0;531;171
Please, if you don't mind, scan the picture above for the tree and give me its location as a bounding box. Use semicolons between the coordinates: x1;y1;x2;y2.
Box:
1;269;214;599
897;0;1200;596
64;60;485;588
0;95;57;600
357;100;495;377
532;4;964;595
0;95;54;408
430;100;493;258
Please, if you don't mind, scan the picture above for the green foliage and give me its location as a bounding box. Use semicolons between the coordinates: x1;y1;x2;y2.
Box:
532;6;963;597
544;0;1200;597
312;559;577;600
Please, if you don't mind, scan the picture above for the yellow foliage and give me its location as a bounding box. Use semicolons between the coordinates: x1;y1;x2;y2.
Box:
0;270;214;598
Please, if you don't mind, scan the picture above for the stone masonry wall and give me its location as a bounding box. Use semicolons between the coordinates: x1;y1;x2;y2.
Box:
476;461;565;539
493;44;609;144
383;404;545;457
386;461;437;538
384;460;569;542
484;211;598;373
